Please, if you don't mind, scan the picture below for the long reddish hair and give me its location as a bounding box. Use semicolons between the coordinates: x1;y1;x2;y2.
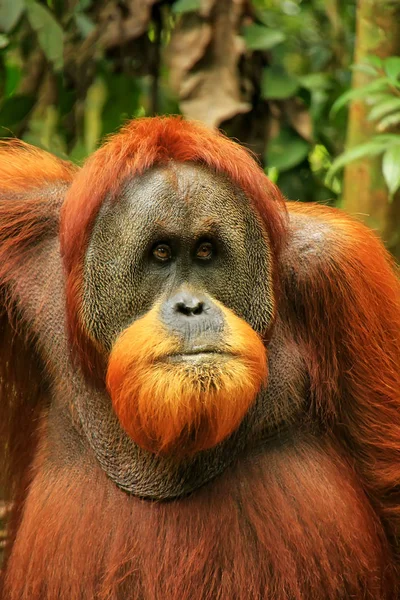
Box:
0;140;77;564
59;117;287;378
283;202;400;550
0;140;76;466
3;431;395;600
106;300;267;456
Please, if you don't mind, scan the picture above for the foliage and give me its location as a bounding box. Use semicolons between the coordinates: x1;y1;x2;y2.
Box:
328;55;400;199
0;0;354;203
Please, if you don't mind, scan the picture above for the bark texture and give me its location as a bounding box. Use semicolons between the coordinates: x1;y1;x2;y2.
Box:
343;0;400;259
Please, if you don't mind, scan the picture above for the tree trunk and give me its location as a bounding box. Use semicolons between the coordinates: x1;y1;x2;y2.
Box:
343;0;400;260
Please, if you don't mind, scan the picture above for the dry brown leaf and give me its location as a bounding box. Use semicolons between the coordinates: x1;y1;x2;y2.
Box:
199;0;217;17
285;98;314;142
167;14;212;93
168;0;250;128
100;0;158;49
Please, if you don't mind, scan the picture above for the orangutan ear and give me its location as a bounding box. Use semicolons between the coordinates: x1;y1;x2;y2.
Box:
0;140;77;498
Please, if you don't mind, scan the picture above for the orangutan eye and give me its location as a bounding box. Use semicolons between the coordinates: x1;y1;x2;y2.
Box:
196;241;213;260
153;243;172;262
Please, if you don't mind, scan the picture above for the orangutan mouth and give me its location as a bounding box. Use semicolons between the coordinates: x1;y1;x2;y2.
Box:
164;350;234;363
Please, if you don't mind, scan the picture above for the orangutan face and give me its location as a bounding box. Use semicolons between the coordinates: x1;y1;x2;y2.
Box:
83;162;273;455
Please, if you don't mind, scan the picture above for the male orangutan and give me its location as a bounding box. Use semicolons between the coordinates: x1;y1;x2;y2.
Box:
0;116;399;599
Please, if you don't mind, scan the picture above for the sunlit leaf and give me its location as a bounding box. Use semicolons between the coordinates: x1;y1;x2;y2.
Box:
85;77;107;153
0;0;24;33
351;63;379;76
377;111;400;132
365;92;397;106
0;34;9;48
22;105;67;157
383;56;400;82
74;12;95;38
25;0;63;71
172;0;201;14
330;78;390;115
368;97;400;122
243;24;285;51
266;128;310;171
327;135;400;181
382;145;400;200
75;0;92;10
366;55;382;69
298;73;332;90
261;68;298;99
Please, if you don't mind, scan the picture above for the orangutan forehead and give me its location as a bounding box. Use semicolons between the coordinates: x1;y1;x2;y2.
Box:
99;162;260;233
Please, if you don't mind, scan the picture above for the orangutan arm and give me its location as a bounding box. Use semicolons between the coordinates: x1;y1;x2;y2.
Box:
283;201;400;554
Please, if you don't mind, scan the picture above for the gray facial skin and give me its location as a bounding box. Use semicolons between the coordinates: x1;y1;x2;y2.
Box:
72;162;306;499
83;162;274;350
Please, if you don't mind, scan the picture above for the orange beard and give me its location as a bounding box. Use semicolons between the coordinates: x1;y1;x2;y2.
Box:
106;303;267;456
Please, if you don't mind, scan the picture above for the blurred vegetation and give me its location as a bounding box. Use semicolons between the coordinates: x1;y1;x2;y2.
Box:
0;0;357;200
336;0;400;258
0;0;399;255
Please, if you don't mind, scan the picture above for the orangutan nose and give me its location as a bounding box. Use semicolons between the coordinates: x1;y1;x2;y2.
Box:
161;290;224;336
174;293;204;317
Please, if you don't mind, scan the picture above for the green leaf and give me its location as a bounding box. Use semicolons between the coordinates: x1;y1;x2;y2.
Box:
22;105;67;156
366;55;382;69
383;56;400;82
382;145;400;200
5;62;22;97
0;0;24;33
351;63;379;76
261;68;298;99
298;73;332;90
243;24;285;51
25;0;63;71
365;92;397;106
100;72;141;137
368;97;400;122
266;128;310;171
330;78;389;116
85;77;107;153
377;112;400;131
75;0;92;10
0;34;9;48
69;138;88;163
0;95;35;131
74;12;95;37
327;136;400;180
172;0;201;14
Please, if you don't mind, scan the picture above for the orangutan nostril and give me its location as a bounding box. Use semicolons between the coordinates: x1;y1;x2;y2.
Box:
175;298;204;317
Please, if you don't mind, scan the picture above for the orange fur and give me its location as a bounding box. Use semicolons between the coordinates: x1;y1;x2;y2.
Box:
3;432;395;600
0;141;76;497
283;202;400;548
0;140;76;193
106;301;267;455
